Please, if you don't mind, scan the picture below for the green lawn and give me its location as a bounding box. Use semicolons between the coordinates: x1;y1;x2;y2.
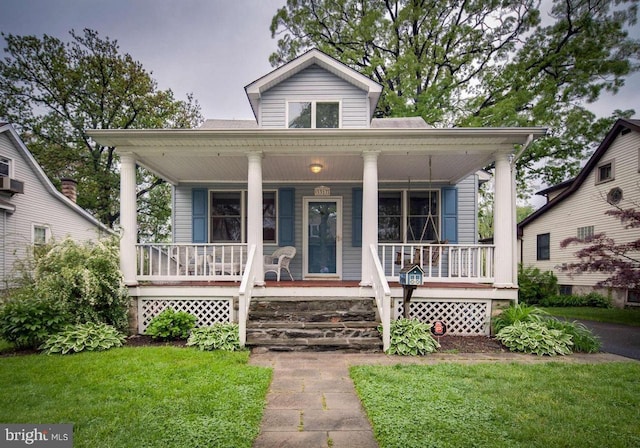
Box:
351;362;640;448
542;306;640;326
0;347;272;448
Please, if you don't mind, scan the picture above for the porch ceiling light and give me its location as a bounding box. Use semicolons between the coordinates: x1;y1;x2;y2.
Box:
309;163;323;174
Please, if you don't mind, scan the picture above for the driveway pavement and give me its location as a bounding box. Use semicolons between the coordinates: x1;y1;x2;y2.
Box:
576;319;640;360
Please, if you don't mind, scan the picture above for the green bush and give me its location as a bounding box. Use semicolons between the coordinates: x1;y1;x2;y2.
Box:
31;238;130;331
0;289;69;349
540;292;611;308
186;323;241;351
145;308;196;340
40;322;126;354
543;318;601;353
492;303;549;333
518;265;558;304
382;318;440;356
496;321;573;356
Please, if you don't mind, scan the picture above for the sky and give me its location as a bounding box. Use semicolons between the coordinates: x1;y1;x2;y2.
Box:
0;0;637;122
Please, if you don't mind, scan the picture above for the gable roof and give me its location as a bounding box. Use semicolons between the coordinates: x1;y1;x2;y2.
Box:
518;118;640;234
0;123;110;232
244;49;383;121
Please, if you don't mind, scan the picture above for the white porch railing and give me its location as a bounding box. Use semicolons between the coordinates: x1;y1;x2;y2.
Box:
379;243;495;283
238;244;257;347
370;244;391;352
135;243;247;281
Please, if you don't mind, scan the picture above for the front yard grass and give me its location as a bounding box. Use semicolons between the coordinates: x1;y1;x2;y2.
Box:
542;306;640;326
0;347;271;448
351;362;640;448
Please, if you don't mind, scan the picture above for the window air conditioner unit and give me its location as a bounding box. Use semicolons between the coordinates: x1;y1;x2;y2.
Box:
0;177;24;194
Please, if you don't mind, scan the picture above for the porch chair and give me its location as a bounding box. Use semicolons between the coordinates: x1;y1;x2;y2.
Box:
264;246;296;281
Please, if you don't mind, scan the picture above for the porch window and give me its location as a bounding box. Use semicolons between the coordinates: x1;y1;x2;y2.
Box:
288;101;340;128
378;190;440;243
408;191;439;242
209;191;276;243
378;192;402;242
536;233;550;260
0;156;10;177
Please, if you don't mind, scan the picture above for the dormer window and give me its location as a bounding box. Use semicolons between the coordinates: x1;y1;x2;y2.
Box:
288;101;340;128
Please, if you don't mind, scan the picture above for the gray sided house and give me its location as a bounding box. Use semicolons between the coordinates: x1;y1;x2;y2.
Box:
518;118;640;308
89;50;546;350
0;123;109;287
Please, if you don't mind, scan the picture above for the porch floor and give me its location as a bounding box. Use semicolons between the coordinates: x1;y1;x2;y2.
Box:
137;280;494;289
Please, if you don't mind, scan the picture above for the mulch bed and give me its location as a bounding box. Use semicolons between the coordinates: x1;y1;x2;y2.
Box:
1;334;506;356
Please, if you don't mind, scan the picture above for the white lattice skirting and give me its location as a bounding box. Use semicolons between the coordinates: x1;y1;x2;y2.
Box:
138;298;233;333
394;299;491;335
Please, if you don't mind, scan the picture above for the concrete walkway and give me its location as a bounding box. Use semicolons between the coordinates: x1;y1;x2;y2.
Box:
249;350;633;448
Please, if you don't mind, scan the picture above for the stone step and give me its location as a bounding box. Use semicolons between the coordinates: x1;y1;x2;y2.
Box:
246;297;382;352
248;336;383;353
247;321;380;339
249;298;378;323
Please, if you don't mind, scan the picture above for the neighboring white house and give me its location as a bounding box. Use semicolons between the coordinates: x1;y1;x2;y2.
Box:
0;122;109;287
88;49;546;348
518;118;640;308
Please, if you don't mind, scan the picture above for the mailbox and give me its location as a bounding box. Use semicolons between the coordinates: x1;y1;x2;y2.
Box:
399;264;425;318
399;264;425;286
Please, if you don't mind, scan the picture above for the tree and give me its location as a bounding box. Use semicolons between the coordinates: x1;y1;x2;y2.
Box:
270;0;640;193
561;207;640;289
0;29;202;238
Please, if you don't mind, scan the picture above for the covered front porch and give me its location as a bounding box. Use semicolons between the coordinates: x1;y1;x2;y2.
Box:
88;126;545;350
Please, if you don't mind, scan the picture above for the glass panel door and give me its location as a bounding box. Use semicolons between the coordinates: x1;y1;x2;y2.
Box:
303;197;341;279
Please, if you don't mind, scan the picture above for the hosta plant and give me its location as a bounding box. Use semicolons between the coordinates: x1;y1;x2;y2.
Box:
145;308;196;340
40;322;126;354
496;321;573;356
382;318;440;356
186;323;241;351
492;303;549;334
543;318;601;353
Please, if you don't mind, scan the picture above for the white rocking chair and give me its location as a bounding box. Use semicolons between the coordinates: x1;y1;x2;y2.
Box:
264;246;296;281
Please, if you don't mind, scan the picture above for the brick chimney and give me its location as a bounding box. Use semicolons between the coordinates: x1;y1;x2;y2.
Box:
60;178;78;203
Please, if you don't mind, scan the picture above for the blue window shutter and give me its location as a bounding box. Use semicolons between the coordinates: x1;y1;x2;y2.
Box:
441;187;457;243
352;188;363;247
192;188;207;243
278;188;295;246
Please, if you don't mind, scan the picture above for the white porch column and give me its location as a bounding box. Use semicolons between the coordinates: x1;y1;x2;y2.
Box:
247;151;264;285
360;151;379;286
493;151;515;288
119;152;138;286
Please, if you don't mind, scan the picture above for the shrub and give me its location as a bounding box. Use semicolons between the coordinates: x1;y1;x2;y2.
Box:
496;321;573;356
0;289;70;349
518;265;558;304
40;322;126;354
539;292;612;308
32;238;130;331
187;323;241;351
382;318;440;356
145;308;196;340
543;318;601;353
492;303;549;333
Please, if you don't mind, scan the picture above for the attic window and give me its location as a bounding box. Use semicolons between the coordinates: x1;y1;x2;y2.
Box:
288;101;339;128
607;187;623;205
596;159;614;184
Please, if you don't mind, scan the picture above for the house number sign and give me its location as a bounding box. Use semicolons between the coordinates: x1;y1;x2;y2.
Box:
314;186;331;196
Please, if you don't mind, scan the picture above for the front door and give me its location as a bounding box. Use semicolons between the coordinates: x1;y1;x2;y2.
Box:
303;197;342;279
